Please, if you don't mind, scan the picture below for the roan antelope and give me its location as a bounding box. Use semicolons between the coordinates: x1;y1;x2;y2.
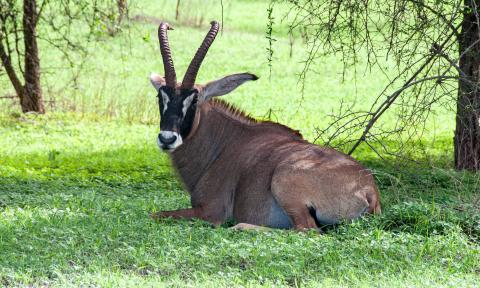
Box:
149;21;381;230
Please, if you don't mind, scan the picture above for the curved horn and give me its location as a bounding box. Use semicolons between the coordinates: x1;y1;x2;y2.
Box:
158;22;177;88
181;21;220;90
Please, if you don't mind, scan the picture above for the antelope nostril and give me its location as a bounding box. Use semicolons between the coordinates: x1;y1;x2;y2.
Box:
158;133;177;145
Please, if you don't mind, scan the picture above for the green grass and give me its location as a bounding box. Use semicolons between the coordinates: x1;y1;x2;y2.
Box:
0;0;427;138
0;114;479;287
1;0;479;287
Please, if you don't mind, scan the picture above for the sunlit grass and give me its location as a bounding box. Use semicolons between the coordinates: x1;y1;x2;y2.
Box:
0;114;479;287
0;0;452;141
0;1;478;287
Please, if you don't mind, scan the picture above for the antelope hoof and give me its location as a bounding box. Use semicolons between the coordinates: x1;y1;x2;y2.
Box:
230;223;268;231
150;211;168;220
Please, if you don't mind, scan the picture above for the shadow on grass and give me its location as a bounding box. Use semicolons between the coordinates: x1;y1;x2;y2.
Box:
1;141;479;285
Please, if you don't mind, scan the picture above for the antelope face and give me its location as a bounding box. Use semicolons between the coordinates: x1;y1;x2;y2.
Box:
150;79;198;151
150;21;258;152
158;87;198;151
150;72;258;151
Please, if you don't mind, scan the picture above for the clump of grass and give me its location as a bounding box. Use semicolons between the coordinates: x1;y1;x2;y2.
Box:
0;114;479;287
377;202;479;240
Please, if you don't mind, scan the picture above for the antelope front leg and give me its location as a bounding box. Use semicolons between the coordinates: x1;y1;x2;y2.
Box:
150;207;223;226
150;208;197;220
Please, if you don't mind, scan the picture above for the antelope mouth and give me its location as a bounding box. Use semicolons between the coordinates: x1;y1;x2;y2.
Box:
157;131;183;152
157;141;180;153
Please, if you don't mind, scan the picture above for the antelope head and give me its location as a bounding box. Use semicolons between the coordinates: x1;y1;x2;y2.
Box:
150;21;258;151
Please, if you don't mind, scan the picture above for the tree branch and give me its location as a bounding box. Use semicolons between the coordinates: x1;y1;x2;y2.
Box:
347;28;459;155
0;40;23;99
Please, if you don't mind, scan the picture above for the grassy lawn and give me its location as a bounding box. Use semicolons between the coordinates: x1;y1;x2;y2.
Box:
0;115;479;287
1;0;479;287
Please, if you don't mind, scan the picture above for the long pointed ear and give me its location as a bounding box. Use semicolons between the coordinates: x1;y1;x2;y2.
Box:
201;73;258;101
149;73;166;91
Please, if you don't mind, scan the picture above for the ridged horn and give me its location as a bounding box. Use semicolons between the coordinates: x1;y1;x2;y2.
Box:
158;22;177;88
181;21;220;90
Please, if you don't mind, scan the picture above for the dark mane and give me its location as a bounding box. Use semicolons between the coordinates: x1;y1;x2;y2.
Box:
210;99;304;139
210;99;257;124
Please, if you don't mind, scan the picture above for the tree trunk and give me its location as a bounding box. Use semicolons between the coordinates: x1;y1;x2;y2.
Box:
22;0;44;113
454;0;480;170
176;0;181;21
117;0;127;24
0;42;24;101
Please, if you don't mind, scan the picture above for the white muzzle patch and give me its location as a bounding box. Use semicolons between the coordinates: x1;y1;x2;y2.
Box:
157;130;183;151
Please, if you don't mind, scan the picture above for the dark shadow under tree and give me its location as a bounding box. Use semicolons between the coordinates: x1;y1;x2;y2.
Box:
278;0;480;171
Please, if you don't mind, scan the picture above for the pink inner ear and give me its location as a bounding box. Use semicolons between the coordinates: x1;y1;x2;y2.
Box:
150;73;166;89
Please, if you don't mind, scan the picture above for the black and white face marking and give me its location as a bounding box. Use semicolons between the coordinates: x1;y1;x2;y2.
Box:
150;72;258;151
161;91;169;113
156;86;198;152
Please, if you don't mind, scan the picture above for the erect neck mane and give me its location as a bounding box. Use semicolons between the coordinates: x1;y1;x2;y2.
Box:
208;99;303;139
208;99;258;125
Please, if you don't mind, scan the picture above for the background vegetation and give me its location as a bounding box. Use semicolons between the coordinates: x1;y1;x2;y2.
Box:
0;0;479;287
